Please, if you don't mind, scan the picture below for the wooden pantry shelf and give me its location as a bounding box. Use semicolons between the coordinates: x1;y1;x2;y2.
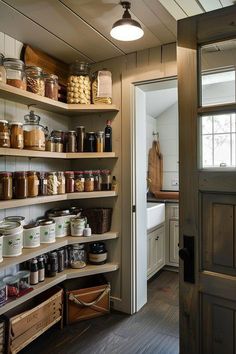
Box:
0;191;117;210
0;263;119;315
0;148;117;159
0;83;119;115
0;232;118;272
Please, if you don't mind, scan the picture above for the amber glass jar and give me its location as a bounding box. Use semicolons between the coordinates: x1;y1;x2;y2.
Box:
101;169;111;191
64;171;74;193
27;171;39;197
14;171;28;198
84;171;94;192
66;131;77;152
10;122;24;149
74;171;85;192
37;172;48;196
45;74;58;101
57;172;65;194
93;170;102;191
0;172;12;200
0;120;10;148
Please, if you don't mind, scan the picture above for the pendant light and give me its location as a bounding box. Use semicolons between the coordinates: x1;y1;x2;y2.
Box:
110;1;144;41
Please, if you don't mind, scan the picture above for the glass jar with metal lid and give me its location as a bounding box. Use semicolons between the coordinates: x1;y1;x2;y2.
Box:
27;171;39;197
14;171;28;198
45;74;58;101
67;61;91;104
68;243;87;267
64;171;74;193
93;170;102;191
66;131;77;152
101;169;111;191
0;53;6;84
84;170;94;192
37;172;48;196
10;122;24;149
25;66;45;96
96;131;104;152
38;218;56;243
85;132;96;152
45;136;55;152
46;172;58;195
0;120;10;148
23;110;46;151
57;171;65;194
54;136;63;153
74;171;85;192
0;172;12;200
3;58;26;90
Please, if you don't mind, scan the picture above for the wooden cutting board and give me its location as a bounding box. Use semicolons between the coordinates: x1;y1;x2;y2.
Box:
148;140;163;193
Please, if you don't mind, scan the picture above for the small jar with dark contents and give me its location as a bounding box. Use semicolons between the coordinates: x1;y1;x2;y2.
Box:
64;171;75;193
14;171;28;198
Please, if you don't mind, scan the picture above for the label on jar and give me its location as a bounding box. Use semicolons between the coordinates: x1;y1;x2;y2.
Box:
89;252;107;263
97;71;112;98
40;225;55;243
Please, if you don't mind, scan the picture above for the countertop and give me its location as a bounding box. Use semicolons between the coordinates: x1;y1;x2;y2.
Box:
147;197;179;204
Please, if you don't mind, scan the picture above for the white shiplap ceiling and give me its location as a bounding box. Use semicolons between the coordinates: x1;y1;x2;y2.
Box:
0;0;235;63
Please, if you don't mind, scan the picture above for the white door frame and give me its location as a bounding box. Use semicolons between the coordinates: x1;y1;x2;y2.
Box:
122;68;177;313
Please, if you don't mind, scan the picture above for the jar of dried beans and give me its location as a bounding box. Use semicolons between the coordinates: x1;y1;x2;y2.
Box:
27;171;39;197
0;172;12;200
0;120;10;148
25;66;45;96
23;111;46;151
10;122;24;149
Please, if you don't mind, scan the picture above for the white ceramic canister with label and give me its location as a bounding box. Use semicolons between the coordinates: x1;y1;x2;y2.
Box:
38;219;56;243
23;223;40;248
70;216;87;236
0;221;23;257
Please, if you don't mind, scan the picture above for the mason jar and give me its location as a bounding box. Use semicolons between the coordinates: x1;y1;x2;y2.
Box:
4;58;26;90
25;66;45;96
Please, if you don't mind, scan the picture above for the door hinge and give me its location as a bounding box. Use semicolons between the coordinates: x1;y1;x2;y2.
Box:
132;205;136;213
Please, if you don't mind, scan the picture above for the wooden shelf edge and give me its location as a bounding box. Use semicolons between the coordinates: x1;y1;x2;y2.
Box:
0;83;119;114
0;232;119;271
0;191;118;210
0;148;117;159
0;263;119;315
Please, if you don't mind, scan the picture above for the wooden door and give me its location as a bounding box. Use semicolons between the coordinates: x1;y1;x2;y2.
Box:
169;220;179;264
178;5;236;354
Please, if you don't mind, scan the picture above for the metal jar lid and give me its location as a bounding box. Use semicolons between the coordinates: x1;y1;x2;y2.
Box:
4;216;25;223
23;222;39;229
0;220;22;235
38;218;55;226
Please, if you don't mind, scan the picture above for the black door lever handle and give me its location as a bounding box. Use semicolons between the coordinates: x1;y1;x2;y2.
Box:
179;247;190;262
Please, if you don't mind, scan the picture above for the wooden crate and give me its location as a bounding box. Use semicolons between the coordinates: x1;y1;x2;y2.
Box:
6;287;63;354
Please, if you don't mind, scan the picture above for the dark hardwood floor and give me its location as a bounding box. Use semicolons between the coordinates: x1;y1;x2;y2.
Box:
20;270;179;354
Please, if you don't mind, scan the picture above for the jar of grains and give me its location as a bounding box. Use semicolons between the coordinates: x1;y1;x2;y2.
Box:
74;171;85;192
46;172;58;195
101;169;111;191
67;61;91;104
66;131;77;152
10;122;24;149
84;171;94;192
23;111;46;151
0;172;12;200
37;172;48;196
93;170;102;191
27;171;39;197
0;120;10;148
0;53;6;84
54;137;63;153
64;171;74;193
3;58;26;90
45;136;55;152
96;131;104;152
14;171;28;198
25;66;45;96
57;172;65;194
44;74;58;101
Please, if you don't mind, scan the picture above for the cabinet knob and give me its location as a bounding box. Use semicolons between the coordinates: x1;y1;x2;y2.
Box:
155;236;159;240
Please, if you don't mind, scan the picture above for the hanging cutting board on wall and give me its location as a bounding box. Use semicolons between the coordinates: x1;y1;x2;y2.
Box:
148;140;163;193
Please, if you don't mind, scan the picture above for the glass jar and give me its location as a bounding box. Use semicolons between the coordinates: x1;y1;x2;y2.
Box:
14;171;28;198
46;172;58;195
64;171;74;193
47;251;58;276
76;126;85;152
54;137;63;153
101;169;111;191
27;171;39;197
4;58;26;90
93;170;102;191
57;171;65;194
96;131;104;152
25;66;45;96
23;110;46;151
10;122;24;149
0;53;6;84
74;171;85;192
91;70;112;105
68;244;87;267
85;132;96;152
88;242;108;265
45;136;55;152
67;61;91;104
0;172;12;200
84;171;94;192
57;249;65;272
44;74;58;101
0;120;10;148
66;131;77;152
37;172;48;196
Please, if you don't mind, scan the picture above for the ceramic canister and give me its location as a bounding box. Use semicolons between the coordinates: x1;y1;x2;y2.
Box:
0;221;23;257
38;219;56;243
4;216;26;226
23;223;40;248
46;209;72;238
70;216;87;236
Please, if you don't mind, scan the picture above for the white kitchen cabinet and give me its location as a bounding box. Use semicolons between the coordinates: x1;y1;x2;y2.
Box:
147;224;165;280
165;204;179;267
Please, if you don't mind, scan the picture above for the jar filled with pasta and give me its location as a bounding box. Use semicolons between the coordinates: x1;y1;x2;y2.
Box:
67;61;91;104
92;70;112;104
74;171;85;192
47;172;58;195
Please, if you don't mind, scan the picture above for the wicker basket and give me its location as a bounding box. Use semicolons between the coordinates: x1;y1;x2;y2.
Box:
81;208;112;234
